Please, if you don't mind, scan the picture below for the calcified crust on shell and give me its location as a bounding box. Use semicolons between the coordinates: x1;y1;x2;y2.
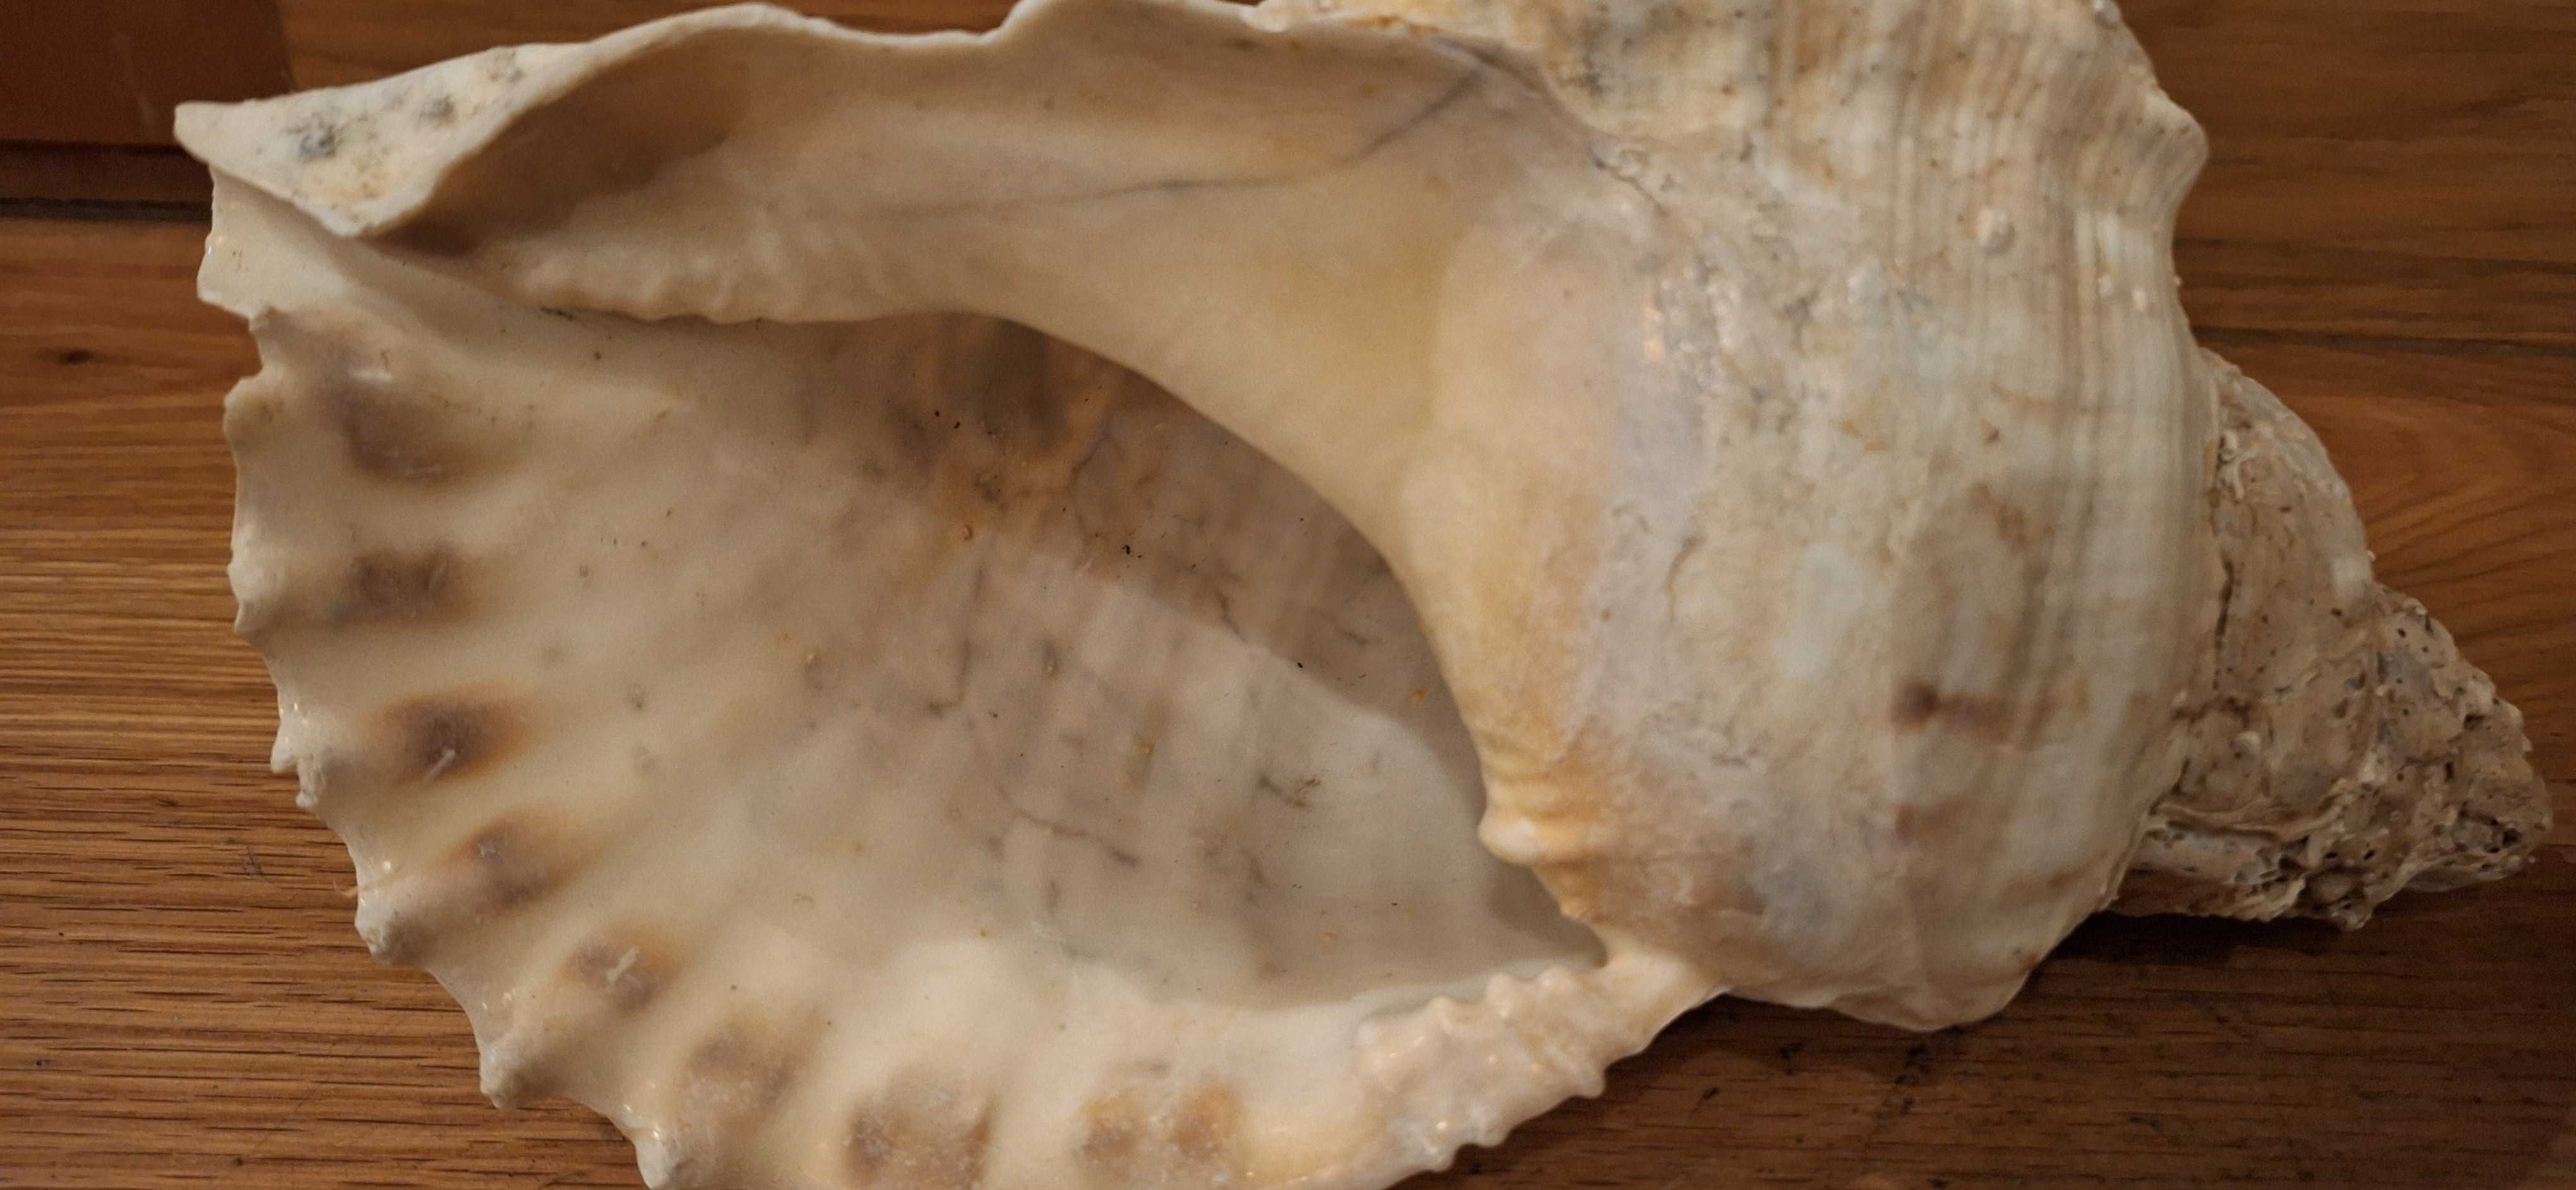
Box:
177;0;2548;1186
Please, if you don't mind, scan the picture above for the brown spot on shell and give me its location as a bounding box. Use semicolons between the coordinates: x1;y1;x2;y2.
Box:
1966;482;2041;553
688;1024;803;1113
1893;681;1942;729
241;312;500;482
846;1085;993;1189
1892;681;2011;741
1078;1087;1146;1167
455;817;574;910
567;935;671;1013
1078;1080;1244;1184
654;1016;820;1187
385;217;479;259
1891;796;1967;843
364;815;581;965
1170;1084;1243;1167
886;317;1126;531
333;546;458;623
326;380;477;483
384;697;518;783
484;932;678;1106
958;320;1063;452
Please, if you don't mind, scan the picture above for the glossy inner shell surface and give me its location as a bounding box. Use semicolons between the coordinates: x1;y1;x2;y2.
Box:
212;171;1685;1189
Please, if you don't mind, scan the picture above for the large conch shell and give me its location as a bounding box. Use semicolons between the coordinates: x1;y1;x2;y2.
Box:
176;0;2549;1186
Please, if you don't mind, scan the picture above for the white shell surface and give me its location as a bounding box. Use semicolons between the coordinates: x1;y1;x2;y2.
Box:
201;172;1700;1188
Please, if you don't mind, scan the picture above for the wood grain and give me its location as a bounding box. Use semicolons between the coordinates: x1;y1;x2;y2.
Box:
2132;0;2576;352
0;0;293;146
4;3;2572;1189
0;145;215;209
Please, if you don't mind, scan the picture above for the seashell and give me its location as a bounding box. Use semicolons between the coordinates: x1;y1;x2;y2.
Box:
174;0;2549;1186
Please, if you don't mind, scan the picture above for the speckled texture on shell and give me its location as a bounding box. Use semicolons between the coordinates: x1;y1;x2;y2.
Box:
2115;355;2546;925
204;174;1704;1189
174;0;2547;1187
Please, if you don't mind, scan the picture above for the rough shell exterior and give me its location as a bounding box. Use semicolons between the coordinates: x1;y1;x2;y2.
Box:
174;0;2548;1187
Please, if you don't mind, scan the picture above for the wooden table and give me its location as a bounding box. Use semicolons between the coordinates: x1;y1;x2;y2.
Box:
3;2;2570;1187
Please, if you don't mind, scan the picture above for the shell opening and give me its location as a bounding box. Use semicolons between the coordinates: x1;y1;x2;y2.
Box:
224;179;1637;1178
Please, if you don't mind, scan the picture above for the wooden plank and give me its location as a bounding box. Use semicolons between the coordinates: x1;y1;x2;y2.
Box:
0;0;293;146
2127;0;2576;349
1416;868;2576;1190
0;145;212;209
